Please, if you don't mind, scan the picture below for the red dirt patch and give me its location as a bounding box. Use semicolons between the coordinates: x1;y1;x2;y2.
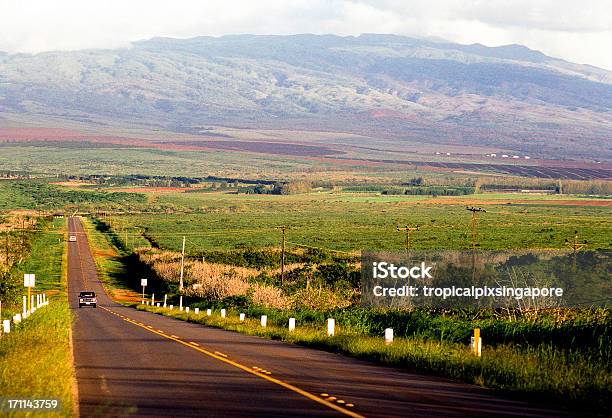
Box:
106;187;190;193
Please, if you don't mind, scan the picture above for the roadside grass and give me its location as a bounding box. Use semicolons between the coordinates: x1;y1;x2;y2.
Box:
137;304;611;413
0;217;74;417
0;302;74;417
12;218;65;295
80;218;141;303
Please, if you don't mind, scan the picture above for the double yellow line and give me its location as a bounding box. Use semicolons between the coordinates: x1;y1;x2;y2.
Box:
101;307;364;418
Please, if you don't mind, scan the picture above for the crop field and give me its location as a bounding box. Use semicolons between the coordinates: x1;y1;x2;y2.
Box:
2;126;611;181
107;191;612;254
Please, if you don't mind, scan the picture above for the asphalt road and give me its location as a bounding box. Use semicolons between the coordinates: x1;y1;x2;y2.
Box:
67;217;572;417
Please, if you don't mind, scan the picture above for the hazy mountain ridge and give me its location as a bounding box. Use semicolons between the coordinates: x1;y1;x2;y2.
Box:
0;34;611;160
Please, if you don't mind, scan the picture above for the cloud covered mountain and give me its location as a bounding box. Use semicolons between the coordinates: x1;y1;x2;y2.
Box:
0;34;611;159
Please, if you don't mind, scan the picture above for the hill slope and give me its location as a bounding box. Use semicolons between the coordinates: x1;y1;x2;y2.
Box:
0;34;611;160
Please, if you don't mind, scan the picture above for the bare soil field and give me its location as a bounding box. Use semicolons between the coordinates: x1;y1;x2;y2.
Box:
159;139;343;156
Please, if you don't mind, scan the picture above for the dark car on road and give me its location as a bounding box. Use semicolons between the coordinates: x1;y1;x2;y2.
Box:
78;291;97;308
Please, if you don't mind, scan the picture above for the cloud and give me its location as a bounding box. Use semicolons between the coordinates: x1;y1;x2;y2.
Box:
0;0;610;70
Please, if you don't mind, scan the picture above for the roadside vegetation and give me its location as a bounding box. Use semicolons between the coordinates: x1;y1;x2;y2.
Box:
0;217;75;417
137;303;610;412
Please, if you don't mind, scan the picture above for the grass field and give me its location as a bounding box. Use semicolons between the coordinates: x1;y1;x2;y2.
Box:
0;218;75;417
108;191;612;253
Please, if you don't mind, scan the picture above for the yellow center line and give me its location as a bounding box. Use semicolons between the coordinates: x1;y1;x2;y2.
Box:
100;306;364;418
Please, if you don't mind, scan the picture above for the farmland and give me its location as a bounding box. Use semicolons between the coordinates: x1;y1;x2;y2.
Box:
105;191;612;254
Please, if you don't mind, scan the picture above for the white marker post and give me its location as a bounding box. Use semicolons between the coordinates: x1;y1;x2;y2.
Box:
179;296;183;311
186;307;190;313
140;279;147;304
239;313;245;322
260;315;267;327
169;305;174;310
151;293;155;306
384;328;394;345
327;318;335;336
206;309;212;316
22;296;27;317
194;308;199;315
156;303;160;307
13;314;21;324
288;317;296;332
31;295;35;313
163;294;167;308
2;320;10;334
221;309;226;318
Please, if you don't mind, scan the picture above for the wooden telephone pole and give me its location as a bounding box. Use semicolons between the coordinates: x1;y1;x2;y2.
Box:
466;206;486;278
466;206;486;250
565;230;587;268
179;236;186;291
396;225;419;255
277;226;287;286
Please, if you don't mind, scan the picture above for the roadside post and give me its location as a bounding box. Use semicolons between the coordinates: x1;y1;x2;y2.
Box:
140;279;148;304
221;308;226;318
288;317;295;331
22;296;27;317
260;315;267;327
327;318;335;336
163;294;167;307
24;274;35;312
471;328;482;357
384;328;394;344
239;313;245;321
179;296;183;311
206;309;212;316
151;293;155;306
195;308;199;315
2;319;10;334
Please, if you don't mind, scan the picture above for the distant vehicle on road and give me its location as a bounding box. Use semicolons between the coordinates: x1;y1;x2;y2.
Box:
69;235;77;242
78;291;97;308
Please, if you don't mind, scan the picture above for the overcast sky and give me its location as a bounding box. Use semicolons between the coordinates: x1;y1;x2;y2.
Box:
1;0;611;70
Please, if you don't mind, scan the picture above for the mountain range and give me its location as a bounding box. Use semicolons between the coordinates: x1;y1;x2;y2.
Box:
0;34;611;160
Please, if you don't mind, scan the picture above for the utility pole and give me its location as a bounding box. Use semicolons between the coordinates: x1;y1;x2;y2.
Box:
565;230;587;269
466;206;486;279
466;206;486;250
277;226;287;286
179;236;186;291
4;230;8;268
396;225;419;255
